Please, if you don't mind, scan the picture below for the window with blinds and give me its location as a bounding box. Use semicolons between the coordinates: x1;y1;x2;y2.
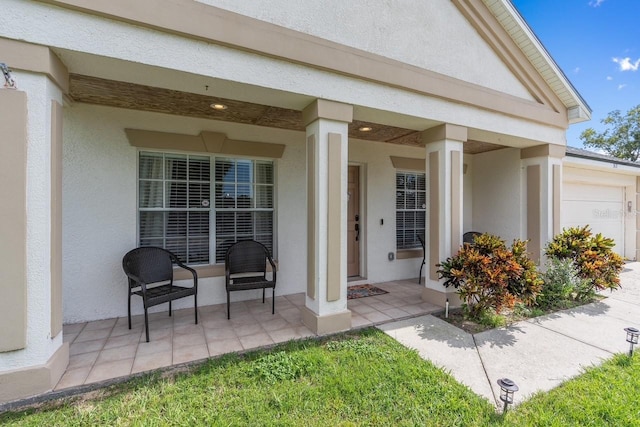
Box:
138;152;275;265
396;171;426;250
214;158;274;263
139;152;211;264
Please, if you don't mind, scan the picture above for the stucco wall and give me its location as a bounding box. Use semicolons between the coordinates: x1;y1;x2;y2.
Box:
196;0;534;101
0;0;566;146
62;105;437;323
1;72;63;369
471;148;522;243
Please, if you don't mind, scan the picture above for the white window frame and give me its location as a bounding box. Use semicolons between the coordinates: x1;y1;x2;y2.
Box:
395;170;426;250
137;149;277;265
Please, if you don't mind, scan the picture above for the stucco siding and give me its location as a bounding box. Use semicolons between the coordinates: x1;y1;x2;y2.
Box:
196;0;534;101
0;0;565;145
471;148;522;243
0;72;63;369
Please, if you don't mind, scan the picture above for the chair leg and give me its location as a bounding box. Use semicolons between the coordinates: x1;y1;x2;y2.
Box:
169;301;172;317
227;290;231;320
262;287;265;303
419;261;425;285
128;293;132;330
144;306;150;343
194;293;198;325
272;288;275;315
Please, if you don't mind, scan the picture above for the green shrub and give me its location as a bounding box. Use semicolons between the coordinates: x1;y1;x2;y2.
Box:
539;257;594;308
545;225;623;292
436;233;543;318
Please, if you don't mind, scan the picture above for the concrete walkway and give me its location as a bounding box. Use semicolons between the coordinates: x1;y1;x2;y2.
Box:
378;262;640;408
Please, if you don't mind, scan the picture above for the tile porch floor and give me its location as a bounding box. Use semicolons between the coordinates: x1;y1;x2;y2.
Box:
57;280;438;391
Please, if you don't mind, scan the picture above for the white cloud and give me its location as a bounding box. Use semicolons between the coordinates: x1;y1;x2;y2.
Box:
613;57;640;71
574;67;581;73
589;0;606;6
606;76;613;80
618;84;627;90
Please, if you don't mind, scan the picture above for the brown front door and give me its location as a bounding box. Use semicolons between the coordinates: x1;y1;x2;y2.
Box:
347;165;360;277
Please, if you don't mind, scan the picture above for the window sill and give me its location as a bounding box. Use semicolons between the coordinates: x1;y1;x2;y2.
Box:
173;261;278;280
396;249;423;260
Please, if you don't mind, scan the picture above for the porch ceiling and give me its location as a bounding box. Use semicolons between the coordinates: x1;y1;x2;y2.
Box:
69;74;503;154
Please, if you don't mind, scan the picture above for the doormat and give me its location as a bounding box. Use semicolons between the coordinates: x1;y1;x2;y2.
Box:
347;284;389;299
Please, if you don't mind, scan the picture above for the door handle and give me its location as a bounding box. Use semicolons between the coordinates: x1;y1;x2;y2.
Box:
355;223;360;241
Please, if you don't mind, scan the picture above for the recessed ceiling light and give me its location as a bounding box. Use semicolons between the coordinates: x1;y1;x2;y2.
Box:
358;126;373;132
210;103;228;110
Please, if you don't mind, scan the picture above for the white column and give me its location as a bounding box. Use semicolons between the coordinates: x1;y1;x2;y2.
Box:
421;124;466;306
301;99;352;335
520;144;564;265
0;42;69;403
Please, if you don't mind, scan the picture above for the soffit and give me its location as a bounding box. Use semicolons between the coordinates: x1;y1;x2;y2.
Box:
68;74;503;154
482;0;591;116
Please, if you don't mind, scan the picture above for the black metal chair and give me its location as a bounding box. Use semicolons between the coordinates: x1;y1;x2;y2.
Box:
122;247;198;342
418;234;426;285
225;240;276;319
463;231;482;245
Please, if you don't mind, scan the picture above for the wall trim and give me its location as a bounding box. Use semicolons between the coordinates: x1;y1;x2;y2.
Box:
301;307;351;335
0;38;69;93
125;129;286;158
302;99;353;126
390;156;426;172
326;133;342;302
0;343;69;404
450;0;566;115
527;165;541;262
38;0;567;128
0;89;28;352
421;288;463;308
553;164;561;236
521;144;565;160
429;152;440;281
451;150;462;248
307;135;317;300
396;249;422;259
423;124;468;144
51;100;63;338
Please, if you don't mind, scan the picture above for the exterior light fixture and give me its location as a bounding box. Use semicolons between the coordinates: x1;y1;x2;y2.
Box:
624;327;639;357
210;103;228;110
358;126;373;132
497;378;518;413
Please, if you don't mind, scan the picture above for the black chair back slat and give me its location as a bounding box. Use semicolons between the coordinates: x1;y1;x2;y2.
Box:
123;247;174;285
227;240;268;276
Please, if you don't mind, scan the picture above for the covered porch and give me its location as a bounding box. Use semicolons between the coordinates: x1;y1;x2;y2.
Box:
56;280;437;391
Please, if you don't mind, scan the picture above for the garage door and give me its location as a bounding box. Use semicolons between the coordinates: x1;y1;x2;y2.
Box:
562;182;624;255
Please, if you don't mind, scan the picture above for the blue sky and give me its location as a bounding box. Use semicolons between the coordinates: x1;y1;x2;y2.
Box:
511;0;640;148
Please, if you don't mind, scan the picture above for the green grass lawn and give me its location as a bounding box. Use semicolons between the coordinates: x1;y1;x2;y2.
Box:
1;328;638;426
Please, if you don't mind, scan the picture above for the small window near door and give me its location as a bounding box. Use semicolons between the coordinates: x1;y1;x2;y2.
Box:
396;171;426;249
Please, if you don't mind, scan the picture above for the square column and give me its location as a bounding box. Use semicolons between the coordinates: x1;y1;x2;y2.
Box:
520;144;565;264
301;99;352;334
421;124;466;307
0;40;69;404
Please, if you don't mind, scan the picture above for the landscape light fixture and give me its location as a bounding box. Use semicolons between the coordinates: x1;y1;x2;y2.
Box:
624;327;639;357
497;378;518;413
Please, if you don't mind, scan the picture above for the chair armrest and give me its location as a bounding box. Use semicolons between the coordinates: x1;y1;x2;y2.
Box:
174;261;198;289
126;275;149;294
267;255;277;283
